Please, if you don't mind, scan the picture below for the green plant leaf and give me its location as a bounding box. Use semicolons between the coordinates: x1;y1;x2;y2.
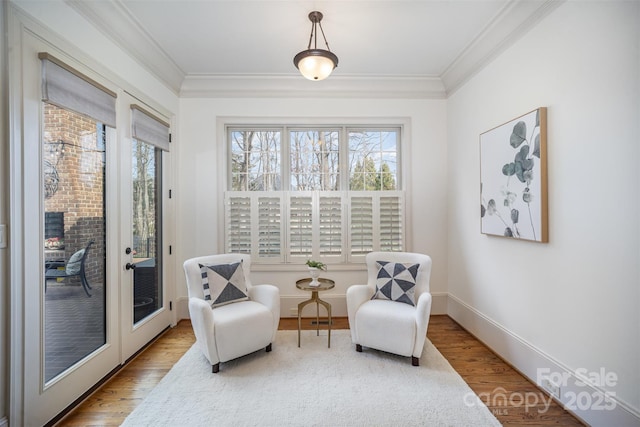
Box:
533;134;540;158
511;209;519;224
510;121;527;148
502;162;516;176
487;199;497;215
514;145;534;183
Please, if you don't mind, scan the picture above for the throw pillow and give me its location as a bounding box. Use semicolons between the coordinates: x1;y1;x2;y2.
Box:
199;261;249;308
65;249;85;275
372;261;420;306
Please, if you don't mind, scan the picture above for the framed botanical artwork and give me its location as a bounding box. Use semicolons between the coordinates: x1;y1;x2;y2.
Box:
480;107;548;242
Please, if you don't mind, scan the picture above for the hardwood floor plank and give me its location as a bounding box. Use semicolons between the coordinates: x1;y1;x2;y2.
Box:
55;315;584;426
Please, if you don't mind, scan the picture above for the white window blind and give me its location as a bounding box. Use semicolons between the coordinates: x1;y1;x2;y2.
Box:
319;195;342;256
289;195;313;257
257;196;282;258
380;195;403;251
39;53;116;127
226;195;252;254
226;191;403;264
350;196;374;255
131;105;170;151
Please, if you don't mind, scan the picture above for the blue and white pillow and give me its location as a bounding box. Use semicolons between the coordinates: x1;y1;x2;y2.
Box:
65;248;85;275
372;261;420;306
199;261;249;308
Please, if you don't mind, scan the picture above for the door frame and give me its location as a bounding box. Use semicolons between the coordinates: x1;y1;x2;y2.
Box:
118;91;173;361
8;11;176;425
12;27;122;427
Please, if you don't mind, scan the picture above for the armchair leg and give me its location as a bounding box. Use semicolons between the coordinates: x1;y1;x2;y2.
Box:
356;344;362;352
266;343;272;352
212;363;220;373
412;356;419;366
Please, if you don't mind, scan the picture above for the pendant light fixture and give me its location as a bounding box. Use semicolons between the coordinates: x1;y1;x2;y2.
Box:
293;11;339;81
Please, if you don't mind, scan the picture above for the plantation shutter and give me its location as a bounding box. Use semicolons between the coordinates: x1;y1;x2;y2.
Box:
318;195;342;256
379;194;403;251
350;195;374;255
289;195;313;257
226;194;252;254
257;196;282;258
131;105;170;151
39;53;116;127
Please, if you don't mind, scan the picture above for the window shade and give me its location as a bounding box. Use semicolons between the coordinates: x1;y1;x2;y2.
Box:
39;53;116;127
319;196;342;255
380;195;403;251
289;196;313;256
226;196;252;254
258;197;282;257
350;196;374;255
131;105;170;151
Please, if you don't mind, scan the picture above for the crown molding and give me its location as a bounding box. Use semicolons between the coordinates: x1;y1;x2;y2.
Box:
65;0;562;99
180;74;447;99
65;0;185;94
441;0;565;96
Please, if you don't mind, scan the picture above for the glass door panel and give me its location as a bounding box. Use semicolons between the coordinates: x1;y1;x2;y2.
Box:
43;103;107;383
132;139;163;324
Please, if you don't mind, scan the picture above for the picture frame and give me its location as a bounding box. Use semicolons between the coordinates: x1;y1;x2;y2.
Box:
480;107;548;242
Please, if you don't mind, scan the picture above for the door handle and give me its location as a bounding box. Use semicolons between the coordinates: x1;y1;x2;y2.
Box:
125;262;136;270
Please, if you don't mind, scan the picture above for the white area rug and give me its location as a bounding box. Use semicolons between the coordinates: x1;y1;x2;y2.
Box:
122;330;501;426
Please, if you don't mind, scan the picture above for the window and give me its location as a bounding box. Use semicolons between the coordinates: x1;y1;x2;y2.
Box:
225;125;404;264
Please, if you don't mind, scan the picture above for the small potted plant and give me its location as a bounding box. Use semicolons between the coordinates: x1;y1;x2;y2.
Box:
306;260;327;286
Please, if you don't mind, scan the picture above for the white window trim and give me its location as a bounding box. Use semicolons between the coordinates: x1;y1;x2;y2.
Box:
216;116;414;268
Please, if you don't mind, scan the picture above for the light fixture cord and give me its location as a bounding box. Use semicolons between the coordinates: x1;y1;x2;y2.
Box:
306;19;332;51
307;21;316;50
317;21;332;52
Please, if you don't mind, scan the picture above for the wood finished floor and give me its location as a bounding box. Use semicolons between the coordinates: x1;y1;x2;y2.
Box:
56;315;584;426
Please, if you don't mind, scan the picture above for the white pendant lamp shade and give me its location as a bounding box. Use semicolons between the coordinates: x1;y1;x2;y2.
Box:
294;11;338;81
294;50;338;81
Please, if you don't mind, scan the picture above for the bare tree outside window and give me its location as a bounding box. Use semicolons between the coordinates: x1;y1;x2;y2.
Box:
132;140;156;258
231;130;281;191
290;130;339;191
349;130;398;190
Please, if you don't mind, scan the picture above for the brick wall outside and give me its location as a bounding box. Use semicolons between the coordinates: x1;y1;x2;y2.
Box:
44;103;106;286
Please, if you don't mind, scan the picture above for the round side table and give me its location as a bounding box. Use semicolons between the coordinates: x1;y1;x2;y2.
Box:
296;278;335;348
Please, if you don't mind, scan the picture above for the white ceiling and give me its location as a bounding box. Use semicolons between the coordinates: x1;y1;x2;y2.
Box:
68;0;559;97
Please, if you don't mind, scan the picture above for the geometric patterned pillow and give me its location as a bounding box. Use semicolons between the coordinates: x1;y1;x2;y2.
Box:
198;261;249;308
65;248;85;275
371;261;420;306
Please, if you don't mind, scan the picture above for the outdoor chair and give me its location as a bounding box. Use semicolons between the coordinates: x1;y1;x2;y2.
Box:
45;240;94;297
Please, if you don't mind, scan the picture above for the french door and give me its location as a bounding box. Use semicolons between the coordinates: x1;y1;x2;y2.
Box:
16;32;172;426
120;93;172;360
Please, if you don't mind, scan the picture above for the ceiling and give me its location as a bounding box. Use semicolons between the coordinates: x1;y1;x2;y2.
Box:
67;0;558;97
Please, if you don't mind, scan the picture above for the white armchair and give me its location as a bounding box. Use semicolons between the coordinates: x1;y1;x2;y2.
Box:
346;251;432;366
183;254;280;373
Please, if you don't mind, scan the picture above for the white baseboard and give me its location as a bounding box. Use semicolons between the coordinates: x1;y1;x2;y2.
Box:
447;294;640;427
176;292;449;320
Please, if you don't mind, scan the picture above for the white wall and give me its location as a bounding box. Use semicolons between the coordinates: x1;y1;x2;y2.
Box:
447;1;639;425
176;97;448;317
